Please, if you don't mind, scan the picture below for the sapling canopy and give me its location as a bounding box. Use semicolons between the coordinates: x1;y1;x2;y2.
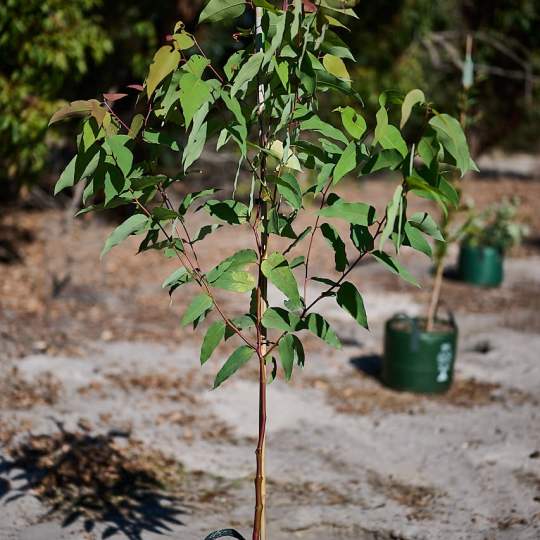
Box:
50;1;474;538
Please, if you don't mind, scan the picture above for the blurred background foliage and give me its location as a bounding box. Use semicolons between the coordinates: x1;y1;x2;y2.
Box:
0;0;539;201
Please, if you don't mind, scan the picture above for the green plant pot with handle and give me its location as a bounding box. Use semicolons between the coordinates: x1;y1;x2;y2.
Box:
458;243;503;287
383;313;457;394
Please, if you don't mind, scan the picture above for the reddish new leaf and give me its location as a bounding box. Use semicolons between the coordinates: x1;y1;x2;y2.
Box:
302;0;317;12
103;93;128;102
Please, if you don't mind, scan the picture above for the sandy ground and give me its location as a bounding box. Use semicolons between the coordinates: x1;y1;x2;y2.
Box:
1;178;540;539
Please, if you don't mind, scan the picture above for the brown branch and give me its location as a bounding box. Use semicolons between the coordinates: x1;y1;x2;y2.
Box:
131;194;255;350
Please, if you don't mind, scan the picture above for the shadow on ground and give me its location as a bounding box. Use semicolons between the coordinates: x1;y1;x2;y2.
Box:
350;354;383;381
0;421;187;539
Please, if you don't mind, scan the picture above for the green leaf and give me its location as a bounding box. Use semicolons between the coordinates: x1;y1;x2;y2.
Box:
299;113;349;145
54;146;101;195
350;224;374;253
319;1;359;18
207;249;258;281
321;31;355;61
409;212;444;241
300;313;341;348
319;194;376;226
268;141;302;171
179;189;219;215
406;176;448;215
152;207;178;221
103;135;133;177
182;294;214;326
183;122;207;171
146;46;181;98
180;75;212;128
315;163;334;193
101;214;148;258
375;124;408;158
204;199;250;224
429;114;475;176
200;321;226;365
278;334;304;381
143;131;181;152
311;276;339;287
404;222;432;258
372;250;419;287
183;103;209;171
322;53;350;81
275;59;289;90
336;281;368;329
224;50;245;80
439;176;460;208
128;114;145;139
333;142;357;184
418;133;439;167
262;308;301;332
274;173;302;210
373;106;407;157
261;253;301;309
338;106;366;139
173;32;195;50
162;267;191;290
192;224;221;243
200;0;246;23
320;223;348;272
182;55;211;78
214;346;254;389
290;256;305;269
400;89;425;129
379;185;403;251
212;271;256;292
226;315;255;338
231;52;265;96
131;175;167;191
362;149;404;174
253;0;280;13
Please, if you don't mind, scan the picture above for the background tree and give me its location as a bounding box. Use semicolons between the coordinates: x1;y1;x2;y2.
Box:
347;0;540;154
0;0;111;198
1;0;538;202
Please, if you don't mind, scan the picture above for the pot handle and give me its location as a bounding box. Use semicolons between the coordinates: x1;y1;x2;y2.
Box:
390;313;421;352
437;301;457;329
205;530;246;540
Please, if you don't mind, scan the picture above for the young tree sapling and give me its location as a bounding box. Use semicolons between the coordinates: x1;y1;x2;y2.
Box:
50;1;474;538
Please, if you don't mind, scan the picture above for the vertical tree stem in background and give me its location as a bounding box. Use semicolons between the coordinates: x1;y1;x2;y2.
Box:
426;34;473;331
426;248;445;331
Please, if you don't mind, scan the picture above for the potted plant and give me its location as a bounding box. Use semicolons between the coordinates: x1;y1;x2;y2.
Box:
383;36;476;395
50;1;472;538
457;196;528;287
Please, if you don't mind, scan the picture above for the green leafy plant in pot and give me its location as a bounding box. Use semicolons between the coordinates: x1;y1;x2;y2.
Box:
458;196;528;287
381;110;474;394
383;37;477;395
50;1;473;538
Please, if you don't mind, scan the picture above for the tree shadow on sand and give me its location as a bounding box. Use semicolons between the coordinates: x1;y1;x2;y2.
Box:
350;354;383;381
0;420;187;539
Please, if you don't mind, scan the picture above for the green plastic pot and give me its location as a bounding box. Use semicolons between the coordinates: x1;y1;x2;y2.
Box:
382;314;458;394
458;243;504;287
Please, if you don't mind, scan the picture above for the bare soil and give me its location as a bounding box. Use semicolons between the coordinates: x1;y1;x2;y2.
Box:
1;175;539;539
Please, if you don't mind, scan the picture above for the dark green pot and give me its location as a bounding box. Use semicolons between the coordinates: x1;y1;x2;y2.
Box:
383;315;458;394
458;243;504;287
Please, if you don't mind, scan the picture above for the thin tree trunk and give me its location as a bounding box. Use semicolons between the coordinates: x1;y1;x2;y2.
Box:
253;7;268;540
426;256;444;331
